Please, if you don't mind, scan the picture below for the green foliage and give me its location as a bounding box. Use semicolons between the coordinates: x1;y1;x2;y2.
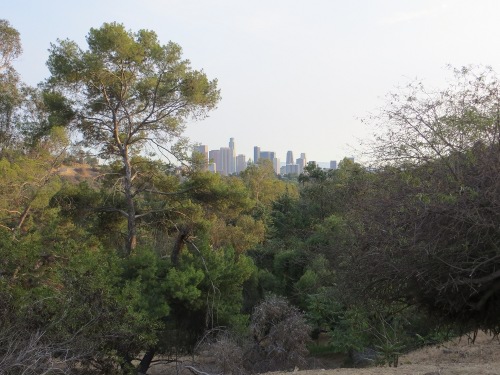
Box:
0;138;66;234
47;22;220;158
165;266;204;306
0;20;22;148
120;248;172;320
0;19;21;70
48;21;220;254
240;159;296;208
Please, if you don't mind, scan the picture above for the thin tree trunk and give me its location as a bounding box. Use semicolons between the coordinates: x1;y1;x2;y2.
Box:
123;149;137;255
17;203;31;232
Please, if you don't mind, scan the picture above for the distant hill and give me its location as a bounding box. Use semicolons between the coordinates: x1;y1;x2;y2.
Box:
57;163;102;185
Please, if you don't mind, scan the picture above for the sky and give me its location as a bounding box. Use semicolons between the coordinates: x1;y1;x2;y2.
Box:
4;0;500;164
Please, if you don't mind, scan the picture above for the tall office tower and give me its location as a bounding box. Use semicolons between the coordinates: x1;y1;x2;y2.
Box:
273;158;280;175
193;145;208;156
296;152;306;174
229;138;236;174
330;160;337;170
285;164;300;175
219;147;232;175
209;150;220;174
253;146;261;164
260;151;275;161
236;154;247;173
286;151;294;165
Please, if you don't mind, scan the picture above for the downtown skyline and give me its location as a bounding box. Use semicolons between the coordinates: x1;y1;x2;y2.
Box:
6;1;500;165
194;137;351;176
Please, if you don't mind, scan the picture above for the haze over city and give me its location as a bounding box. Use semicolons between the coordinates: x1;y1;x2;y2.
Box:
5;0;500;163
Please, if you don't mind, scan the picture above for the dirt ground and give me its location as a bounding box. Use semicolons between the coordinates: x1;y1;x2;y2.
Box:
270;331;500;375
149;331;500;375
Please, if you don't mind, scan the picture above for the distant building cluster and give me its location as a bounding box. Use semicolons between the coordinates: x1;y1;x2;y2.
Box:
193;138;246;176
193;138;353;176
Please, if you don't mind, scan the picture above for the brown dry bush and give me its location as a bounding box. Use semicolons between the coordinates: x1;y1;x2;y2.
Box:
196;295;311;374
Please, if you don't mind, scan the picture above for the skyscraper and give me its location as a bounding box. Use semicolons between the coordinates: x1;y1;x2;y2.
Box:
273;158;280;175
296;153;307;174
209;149;220;174
236;154;247;173
253;146;260;164
260;151;275;161
229;138;236;174
286;151;294;165
219;147;232;175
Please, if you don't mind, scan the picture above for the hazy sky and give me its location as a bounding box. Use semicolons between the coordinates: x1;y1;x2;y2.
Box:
4;0;500;163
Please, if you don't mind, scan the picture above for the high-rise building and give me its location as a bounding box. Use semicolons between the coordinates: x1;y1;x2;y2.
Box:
273;157;280;175
236;154;247;173
260;151;275;161
253;146;260;164
229;138;236;174
193;145;208;157
209;149;220;173
330;160;337;170
286;151;294;165
296;153;307;174
285;164;300;175
219;147;232;175
254;146;278;174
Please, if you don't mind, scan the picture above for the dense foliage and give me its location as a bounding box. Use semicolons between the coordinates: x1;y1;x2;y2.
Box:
1;19;500;374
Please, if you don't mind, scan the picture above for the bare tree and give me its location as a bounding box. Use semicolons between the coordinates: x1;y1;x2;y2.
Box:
341;66;500;331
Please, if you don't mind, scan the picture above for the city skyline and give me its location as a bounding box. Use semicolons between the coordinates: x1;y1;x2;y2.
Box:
194;138;350;175
5;2;500;164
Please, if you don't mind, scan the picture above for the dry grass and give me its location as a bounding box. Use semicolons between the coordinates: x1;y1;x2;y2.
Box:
269;331;500;375
151;332;499;375
57;163;101;184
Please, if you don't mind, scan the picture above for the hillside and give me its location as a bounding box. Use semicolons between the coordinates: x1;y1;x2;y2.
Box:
57;163;102;184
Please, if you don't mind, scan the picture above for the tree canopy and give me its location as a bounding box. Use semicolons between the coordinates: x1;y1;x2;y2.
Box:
47;22;220;254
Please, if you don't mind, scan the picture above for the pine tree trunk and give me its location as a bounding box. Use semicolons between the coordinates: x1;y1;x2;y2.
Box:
123;149;137;255
137;348;155;374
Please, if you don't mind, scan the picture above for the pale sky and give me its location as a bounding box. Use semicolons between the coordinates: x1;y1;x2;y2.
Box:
4;0;500;164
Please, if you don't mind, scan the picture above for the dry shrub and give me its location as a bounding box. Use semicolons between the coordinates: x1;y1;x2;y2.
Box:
196;296;311;374
0;328;90;375
197;331;249;375
249;295;311;372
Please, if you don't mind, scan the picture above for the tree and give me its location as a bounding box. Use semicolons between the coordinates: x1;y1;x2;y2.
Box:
240;159;295;207
0;20;22;148
0;19;21;73
342;66;500;331
367;66;500;169
47;22;220;254
0;126;69;235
